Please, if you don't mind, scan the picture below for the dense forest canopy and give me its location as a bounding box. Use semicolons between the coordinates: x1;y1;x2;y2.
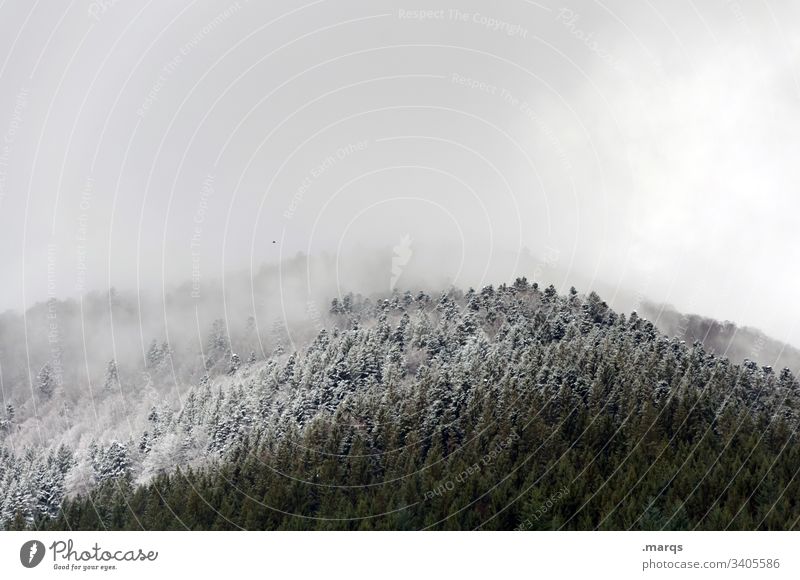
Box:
2;279;799;530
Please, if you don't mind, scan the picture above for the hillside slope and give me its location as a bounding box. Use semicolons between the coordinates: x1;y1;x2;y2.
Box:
640;301;800;374
2;281;797;530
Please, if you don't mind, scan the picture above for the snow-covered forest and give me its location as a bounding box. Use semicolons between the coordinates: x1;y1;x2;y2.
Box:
2;277;799;530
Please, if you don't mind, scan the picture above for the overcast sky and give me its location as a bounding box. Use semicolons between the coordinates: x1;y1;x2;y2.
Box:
0;0;798;344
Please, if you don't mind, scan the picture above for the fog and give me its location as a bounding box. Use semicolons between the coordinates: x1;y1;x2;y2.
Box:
1;0;799;349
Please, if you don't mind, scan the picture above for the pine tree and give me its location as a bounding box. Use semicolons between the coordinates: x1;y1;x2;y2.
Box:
206;319;230;369
0;404;13;432
228;353;241;375
97;441;130;483
146;339;163;369
103;360;119;393
37;363;55;398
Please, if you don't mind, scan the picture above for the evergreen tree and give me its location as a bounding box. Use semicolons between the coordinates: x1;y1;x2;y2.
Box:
103;360;119;393
37;363;56;398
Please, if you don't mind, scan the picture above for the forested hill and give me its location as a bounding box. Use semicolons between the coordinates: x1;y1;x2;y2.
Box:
4;280;800;530
640;301;800;375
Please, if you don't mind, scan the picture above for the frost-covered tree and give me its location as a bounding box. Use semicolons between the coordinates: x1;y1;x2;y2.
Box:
95;441;130;483
206;319;231;370
103;360;119;393
37;363;56;399
0;404;13;433
228;353;241;375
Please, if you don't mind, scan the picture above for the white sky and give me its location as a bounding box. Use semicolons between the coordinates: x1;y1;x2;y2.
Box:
0;0;798;343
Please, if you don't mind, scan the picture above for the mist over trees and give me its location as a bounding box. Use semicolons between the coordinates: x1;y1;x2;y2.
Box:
640;302;800;373
2;277;799;530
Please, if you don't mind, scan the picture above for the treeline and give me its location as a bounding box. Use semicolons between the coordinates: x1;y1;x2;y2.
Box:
641;301;800;373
